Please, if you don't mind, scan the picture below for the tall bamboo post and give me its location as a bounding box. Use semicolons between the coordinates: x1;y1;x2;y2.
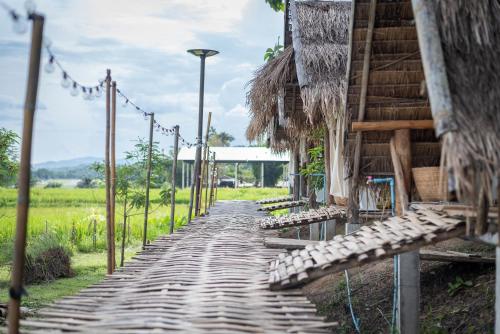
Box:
8;14;44;334
204;146;210;214
142;113;154;248
104;69;113;274
197;112;211;216
187;161;195;223
348;0;376;225
170;125;180;234
110;81;117;269
209;152;216;207
120;197;127;267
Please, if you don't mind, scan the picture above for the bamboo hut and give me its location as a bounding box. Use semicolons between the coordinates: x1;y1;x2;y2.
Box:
344;0;499;229
246;0;350;201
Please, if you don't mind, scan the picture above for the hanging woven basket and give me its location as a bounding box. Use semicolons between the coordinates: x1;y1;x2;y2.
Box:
412;167;447;202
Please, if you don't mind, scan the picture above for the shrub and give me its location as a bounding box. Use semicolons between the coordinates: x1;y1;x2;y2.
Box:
24;232;73;284
44;181;63;189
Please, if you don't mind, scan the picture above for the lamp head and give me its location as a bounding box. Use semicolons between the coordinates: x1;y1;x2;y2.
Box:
187;49;219;58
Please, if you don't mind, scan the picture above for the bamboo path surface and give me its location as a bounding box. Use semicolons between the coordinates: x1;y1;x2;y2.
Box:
256;196;293;205
257;200;307;212
259;206;347;230
20;201;333;333
269;205;468;290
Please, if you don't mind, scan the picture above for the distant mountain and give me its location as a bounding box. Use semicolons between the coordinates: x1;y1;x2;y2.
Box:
33;157;103;170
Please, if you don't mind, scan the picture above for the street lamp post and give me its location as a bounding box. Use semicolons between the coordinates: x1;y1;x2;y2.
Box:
187;49;218;218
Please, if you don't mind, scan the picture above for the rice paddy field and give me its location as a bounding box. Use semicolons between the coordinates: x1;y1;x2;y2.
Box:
0;186;287;309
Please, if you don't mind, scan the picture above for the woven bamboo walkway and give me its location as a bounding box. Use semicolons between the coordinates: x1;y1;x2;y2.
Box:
22;201;332;333
256;196;293;205
258;200;307;212
269;205;468;290
259;206;347;230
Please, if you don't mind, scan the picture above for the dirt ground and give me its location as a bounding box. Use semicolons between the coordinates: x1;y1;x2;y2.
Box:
295;238;495;333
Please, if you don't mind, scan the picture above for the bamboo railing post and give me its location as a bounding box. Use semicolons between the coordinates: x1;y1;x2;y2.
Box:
188;162;196;223
142;113;154;248
170;125;180;234
204;146;210;215
8;14;44;334
348;0;376;225
197;112;211;216
104;69;113;274
215;167;219;202
209;152;216;207
120;197;127;267
110;81;117;269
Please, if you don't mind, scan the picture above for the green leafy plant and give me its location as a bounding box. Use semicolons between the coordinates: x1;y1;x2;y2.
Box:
45;181;63;189
300;145;325;191
0;127;19;187
265;0;285;12
447;276;473;296
264;37;284;62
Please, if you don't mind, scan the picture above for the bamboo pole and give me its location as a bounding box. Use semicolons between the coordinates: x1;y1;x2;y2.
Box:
348;0;377;225
120;197;127;267
8;14;44;334
170;125;180;234
110;81;117;269
209;152;216;207
204;146;210;215
198;112;211;216
352;120;434;132
104;69;112;274
142;113;154;248
187;162;195;223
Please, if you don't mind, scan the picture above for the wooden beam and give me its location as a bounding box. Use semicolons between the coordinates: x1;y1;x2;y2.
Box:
420;250;495;264
352;120;434;132
265;237;318;250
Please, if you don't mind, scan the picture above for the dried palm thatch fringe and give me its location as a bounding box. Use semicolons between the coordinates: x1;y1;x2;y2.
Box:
246;46;294;142
434;0;500;203
294;1;349;128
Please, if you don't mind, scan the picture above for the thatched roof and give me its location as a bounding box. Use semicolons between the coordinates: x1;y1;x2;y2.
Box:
431;0;500;202
246;0;350;152
291;0;350;126
246;46;294;145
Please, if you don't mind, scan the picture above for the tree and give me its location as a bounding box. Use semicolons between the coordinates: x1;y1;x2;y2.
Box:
208;127;234;147
0;128;19;187
125;138;171;187
265;0;285;12
252;162;284;187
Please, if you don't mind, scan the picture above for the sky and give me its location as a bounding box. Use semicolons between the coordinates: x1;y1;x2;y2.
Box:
0;0;283;163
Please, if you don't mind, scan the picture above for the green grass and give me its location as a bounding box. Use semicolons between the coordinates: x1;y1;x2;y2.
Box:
0;186;287;310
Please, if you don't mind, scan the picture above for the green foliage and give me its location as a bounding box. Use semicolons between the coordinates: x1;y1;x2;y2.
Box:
44;181;63;189
300;145;325;191
265;0;285;12
208;127;234;147
264;37;284;62
0;128;19;187
251;162;284;187
447;276;473;296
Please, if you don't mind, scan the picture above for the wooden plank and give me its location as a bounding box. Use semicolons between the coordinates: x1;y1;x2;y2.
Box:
419;250;495;264
352;120;434;132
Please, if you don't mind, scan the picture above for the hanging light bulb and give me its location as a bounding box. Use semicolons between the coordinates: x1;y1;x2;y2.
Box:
122;99;128;108
44;55;55;73
70;82;79;96
43;36;52;49
82;87;90;100
143;112;148;120
61;72;71;89
88;88;94;100
94;86;102;98
11;12;27;34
